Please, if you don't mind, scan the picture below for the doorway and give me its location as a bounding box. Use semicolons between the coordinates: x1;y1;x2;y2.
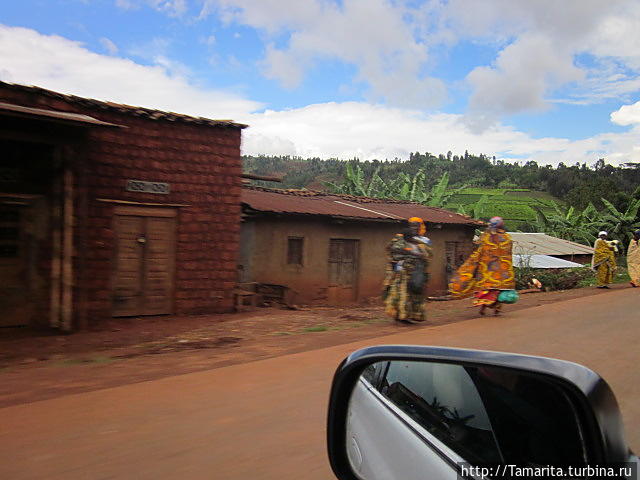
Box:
112;206;177;317
327;238;359;304
0;204;31;326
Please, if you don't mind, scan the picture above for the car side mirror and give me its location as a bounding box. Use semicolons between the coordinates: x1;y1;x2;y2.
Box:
327;346;633;480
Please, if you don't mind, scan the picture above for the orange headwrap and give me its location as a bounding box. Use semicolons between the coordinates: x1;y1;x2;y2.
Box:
408;217;426;235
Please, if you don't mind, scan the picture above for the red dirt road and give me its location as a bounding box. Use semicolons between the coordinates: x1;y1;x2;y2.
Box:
1;288;639;480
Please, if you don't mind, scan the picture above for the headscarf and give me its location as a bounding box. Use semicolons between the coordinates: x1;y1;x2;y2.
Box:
488;216;505;230
598;231;608;237
408;217;426;236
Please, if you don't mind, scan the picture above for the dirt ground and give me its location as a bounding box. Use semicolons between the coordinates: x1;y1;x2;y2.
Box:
0;285;624;407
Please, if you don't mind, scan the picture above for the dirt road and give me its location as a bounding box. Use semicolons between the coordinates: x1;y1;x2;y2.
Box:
0;286;619;407
1;288;638;480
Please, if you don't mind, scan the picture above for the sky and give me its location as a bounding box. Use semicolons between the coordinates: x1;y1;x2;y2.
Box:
1;0;640;165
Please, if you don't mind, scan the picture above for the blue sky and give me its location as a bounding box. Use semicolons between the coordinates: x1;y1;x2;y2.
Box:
1;0;639;164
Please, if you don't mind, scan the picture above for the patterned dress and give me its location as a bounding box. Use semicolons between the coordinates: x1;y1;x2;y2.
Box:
593;238;616;286
448;229;515;307
628;239;640;287
383;234;431;322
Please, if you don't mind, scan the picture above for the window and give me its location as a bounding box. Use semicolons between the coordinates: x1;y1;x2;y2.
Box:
380;361;502;463
361;361;385;386
376;361;587;466
287;237;304;265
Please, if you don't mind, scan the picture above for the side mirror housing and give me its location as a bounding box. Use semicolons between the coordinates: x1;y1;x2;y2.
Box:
327;346;631;480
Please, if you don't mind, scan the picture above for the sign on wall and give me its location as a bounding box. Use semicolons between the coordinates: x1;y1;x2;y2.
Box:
125;179;170;194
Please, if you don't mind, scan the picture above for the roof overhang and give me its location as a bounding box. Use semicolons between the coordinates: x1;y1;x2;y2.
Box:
0;102;124;128
241;207;480;227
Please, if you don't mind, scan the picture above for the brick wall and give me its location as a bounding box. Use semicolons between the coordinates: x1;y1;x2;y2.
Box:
84;114;242;320
0;85;243;325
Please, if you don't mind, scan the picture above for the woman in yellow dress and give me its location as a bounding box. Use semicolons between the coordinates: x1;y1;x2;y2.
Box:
592;231;617;289
627;230;640;287
448;217;515;316
383;217;432;323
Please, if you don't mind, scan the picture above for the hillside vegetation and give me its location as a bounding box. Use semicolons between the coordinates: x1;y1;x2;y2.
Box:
243;151;640;246
446;188;561;230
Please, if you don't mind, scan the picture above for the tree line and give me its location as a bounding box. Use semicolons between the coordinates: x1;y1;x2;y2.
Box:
243;152;640;246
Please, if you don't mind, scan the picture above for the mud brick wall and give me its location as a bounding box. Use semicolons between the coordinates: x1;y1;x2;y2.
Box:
83;114;242;320
0;85;243;324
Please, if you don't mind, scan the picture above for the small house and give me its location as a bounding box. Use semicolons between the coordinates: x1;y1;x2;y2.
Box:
0;82;246;331
240;186;483;304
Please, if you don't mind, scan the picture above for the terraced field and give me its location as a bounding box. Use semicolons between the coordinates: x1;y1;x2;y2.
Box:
445;189;561;229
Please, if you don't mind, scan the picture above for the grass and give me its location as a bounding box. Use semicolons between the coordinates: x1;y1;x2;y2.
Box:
92;356;115;364
302;325;329;332
273;317;388;336
614;269;631;284
576;267;630;288
54;356;116;367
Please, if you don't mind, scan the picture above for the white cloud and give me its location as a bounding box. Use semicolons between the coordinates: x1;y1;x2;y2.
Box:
115;0;137;10
135;0;640;121
201;0;446;108
239;102;640;165
444;0;640;119
99;37;119;55
555;58;640;105
585;6;640;70
151;0;187;17
115;0;187;16
128;37;192;79
611;101;640;126
1;24;638;166
0;25;260;118
464;34;584;130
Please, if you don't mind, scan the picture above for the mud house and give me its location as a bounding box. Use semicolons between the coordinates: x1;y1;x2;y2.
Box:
240;186;483;304
0;82;246;331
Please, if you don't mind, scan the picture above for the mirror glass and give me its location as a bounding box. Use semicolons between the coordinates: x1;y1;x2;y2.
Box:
347;360;587;480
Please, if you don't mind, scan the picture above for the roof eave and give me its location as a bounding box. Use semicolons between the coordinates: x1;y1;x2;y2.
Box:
242;206;482;226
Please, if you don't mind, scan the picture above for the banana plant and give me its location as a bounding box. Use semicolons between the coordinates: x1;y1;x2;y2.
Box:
600;197;640;243
328;167;465;209
531;202;602;246
472;195;489;219
326;163;389;197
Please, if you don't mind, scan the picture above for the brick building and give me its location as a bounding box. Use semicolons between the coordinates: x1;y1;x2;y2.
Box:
0;82;246;331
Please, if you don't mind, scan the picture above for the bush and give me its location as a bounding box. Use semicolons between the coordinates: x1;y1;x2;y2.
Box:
516;267;594;291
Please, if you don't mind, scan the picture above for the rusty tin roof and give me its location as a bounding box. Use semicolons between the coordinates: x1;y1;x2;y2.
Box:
0;101;122;127
242;186;483;226
510;233;594;256
0;81;248;129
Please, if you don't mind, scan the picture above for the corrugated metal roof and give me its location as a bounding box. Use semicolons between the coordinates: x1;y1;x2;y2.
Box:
510;232;593;256
0;101;122;127
513;254;586;269
242;186;483;225
0;81;248;129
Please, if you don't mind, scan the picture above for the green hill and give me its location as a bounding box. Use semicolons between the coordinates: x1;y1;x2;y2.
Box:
445;188;562;230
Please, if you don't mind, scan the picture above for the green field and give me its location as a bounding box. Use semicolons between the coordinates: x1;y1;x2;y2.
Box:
445;188;561;229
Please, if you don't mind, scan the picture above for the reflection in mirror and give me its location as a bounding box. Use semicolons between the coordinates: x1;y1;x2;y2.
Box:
348;361;587;480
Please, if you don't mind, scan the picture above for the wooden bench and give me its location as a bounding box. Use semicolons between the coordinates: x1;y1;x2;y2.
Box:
233;282;260;312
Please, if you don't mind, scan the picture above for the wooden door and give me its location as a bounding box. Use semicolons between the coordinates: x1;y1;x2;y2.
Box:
143;217;176;315
0;205;31;326
445;241;468;286
112;207;176;317
327;239;359;304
